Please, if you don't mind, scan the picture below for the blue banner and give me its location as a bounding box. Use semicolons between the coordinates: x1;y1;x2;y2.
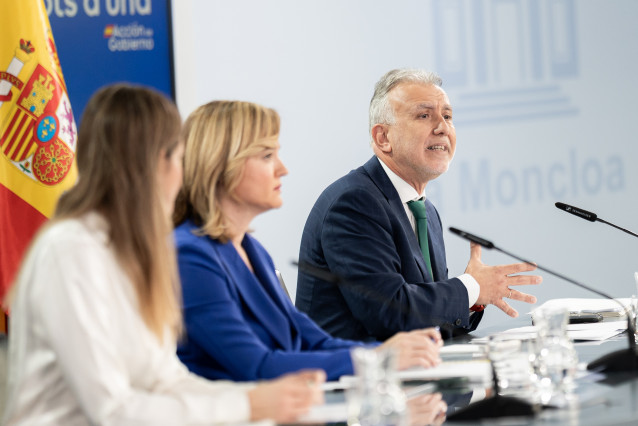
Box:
45;0;174;123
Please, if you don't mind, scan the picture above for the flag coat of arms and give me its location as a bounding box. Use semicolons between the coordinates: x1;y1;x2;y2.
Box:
0;0;78;302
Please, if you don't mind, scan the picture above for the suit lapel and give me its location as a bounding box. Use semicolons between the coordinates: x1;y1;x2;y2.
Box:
363;156;433;281
242;236;298;321
213;239;294;350
424;200;446;281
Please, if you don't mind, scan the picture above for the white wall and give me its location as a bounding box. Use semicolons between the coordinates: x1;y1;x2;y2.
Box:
172;0;638;329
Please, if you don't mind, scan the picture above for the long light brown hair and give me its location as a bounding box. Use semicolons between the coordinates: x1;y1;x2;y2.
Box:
55;84;183;341
173;101;280;242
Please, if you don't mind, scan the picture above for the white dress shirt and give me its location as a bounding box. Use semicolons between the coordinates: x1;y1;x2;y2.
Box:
378;159;480;307
3;212;257;425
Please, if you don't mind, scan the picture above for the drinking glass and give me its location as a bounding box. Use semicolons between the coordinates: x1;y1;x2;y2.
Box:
532;305;578;407
346;347;407;426
487;333;541;404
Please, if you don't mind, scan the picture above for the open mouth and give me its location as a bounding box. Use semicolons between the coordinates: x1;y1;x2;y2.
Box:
427;145;447;151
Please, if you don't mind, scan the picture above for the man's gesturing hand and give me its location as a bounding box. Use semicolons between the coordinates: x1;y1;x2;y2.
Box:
465;242;542;317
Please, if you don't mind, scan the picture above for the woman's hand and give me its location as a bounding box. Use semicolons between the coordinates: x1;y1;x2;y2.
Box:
378;328;443;370
248;370;325;423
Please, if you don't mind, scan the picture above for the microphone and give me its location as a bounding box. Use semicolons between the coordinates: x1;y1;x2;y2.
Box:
448;226;638;374
555;202;638;238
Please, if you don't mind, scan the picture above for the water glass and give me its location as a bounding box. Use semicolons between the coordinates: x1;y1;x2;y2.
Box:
487;333;541;403
532;305;578;407
346;347;407;426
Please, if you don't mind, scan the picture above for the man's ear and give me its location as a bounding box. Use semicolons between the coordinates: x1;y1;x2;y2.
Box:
371;123;391;153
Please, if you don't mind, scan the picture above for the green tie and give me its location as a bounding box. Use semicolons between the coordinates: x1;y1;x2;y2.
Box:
407;199;434;279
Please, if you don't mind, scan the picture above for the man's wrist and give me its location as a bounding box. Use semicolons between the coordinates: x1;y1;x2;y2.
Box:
458;273;480;307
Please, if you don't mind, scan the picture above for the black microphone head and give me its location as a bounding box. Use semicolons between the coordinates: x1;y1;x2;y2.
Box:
448;227;495;249
555;202;597;222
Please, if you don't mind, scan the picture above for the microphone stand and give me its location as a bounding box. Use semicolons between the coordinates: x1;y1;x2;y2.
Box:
596;218;638;239
449;227;638;373
555;201;638;238
553;202;638;372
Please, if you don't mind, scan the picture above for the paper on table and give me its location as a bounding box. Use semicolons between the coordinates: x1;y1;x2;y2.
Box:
440;344;485;355
321;345;487;392
335;359;492;388
566;320;626;341
296;402;347;424
396;359;492;383
471;329;538;343
473;321;626;342
530;298;632;317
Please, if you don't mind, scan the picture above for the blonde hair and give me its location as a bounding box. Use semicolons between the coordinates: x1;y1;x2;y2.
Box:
55;84;183;341
174;101;280;242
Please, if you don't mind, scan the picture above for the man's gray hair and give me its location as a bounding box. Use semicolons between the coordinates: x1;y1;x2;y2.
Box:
369;68;443;136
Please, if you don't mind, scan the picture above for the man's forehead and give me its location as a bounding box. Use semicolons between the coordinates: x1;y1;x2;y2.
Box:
389;82;452;108
411;102;453;111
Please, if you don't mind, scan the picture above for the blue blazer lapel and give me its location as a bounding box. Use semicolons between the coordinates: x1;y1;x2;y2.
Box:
213;239;295;350
242;236;298;320
363;156;433;281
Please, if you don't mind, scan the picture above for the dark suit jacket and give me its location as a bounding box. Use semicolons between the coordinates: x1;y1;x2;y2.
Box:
175;220;366;381
296;156;483;341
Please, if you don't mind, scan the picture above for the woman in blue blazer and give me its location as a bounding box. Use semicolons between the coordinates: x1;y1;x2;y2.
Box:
173;101;443;382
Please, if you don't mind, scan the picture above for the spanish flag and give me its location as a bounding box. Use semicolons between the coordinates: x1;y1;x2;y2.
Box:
0;0;78;306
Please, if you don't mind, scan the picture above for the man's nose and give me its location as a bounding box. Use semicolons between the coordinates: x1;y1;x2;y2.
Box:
433;115;450;135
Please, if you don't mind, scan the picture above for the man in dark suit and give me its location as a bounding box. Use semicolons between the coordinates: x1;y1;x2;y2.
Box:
296;68;542;341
